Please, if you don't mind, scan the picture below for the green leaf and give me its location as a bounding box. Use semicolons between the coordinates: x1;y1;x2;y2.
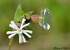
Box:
23;11;33;19
14;4;24;22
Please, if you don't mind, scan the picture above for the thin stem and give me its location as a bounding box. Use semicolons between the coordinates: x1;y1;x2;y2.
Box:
9;38;14;50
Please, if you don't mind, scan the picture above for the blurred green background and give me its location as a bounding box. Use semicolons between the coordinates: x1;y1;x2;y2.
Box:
0;0;70;50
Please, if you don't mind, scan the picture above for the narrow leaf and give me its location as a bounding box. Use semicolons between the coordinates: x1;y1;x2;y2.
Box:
14;4;24;22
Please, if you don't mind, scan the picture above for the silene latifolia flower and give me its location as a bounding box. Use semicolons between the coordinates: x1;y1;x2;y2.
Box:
6;18;32;43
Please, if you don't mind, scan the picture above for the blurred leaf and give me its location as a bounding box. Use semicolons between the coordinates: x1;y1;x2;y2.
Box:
14;4;24;22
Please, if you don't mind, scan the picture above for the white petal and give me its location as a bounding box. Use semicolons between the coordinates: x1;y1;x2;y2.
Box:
21;23;30;29
43;25;46;29
44;9;47;15
23;30;32;34
20;18;26;27
47;24;50;30
6;31;17;34
8;33;16;39
43;24;50;30
9;24;18;30
10;21;19;29
22;35;27;43
19;34;23;43
9;24;15;29
23;31;31;38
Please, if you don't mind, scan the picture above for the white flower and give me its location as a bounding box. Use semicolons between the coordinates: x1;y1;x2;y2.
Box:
6;18;32;43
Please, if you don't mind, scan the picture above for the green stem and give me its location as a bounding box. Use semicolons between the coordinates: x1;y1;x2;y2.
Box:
9;38;14;50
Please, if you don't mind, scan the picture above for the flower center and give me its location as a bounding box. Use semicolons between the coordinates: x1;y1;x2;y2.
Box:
17;29;22;34
18;29;22;32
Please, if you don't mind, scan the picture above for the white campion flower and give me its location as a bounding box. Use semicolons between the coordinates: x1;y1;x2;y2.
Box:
6;18;32;43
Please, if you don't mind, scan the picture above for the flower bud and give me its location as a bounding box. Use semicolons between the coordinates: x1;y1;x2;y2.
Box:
31;15;40;23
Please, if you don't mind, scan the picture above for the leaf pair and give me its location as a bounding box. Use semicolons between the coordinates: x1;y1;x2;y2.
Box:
14;4;33;23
